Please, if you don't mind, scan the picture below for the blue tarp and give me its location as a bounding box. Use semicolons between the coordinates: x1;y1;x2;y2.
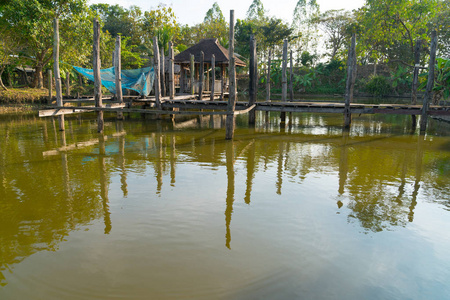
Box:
73;66;155;97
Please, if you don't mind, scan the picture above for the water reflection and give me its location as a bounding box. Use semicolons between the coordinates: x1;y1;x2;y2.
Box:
1;113;450;288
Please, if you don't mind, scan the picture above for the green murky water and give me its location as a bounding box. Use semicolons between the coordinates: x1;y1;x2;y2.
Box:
1;110;450;299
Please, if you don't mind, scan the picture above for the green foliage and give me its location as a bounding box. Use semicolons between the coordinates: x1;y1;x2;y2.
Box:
420;57;450;102
365;75;392;97
390;65;412;95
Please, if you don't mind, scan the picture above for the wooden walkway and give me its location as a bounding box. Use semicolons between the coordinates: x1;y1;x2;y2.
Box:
39;96;450;118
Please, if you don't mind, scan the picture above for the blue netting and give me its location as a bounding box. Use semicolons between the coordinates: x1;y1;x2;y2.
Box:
73;66;155;97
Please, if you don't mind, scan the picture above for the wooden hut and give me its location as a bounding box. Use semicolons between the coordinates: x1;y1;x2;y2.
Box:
174;38;245;98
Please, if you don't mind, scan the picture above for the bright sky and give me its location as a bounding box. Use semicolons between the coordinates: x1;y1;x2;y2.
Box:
87;0;366;26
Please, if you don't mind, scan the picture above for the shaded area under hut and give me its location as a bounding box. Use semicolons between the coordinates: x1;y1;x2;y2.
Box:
174;38;245;99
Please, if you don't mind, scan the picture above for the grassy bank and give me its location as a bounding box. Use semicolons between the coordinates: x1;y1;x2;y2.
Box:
0;88;48;114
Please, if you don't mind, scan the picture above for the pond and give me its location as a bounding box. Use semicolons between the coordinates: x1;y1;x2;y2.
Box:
1;110;450;299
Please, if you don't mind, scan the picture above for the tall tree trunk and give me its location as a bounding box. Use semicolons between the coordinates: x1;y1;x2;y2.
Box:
0;68;7;90
33;64;44;88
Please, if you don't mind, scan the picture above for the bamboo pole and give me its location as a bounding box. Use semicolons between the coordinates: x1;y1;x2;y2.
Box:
344;33;356;128
411;39;421;128
190;54;195;95
420;30;437;134
199;51;204;100
53;18;65;131
115;35;123;119
289;50;294;102
153;36;161;110
266;49;271;102
249;35;257;124
93;18;103;133
169;41;174;99
48;69;52;104
226;10;236;140
210;54;215;101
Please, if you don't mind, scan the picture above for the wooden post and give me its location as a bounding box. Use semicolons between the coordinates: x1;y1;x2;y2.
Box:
160;47;165;97
210;54;215;101
226;10;236;140
93;18;103;133
289;50;294;102
153;36;162;110
249;34;257;124
344;33;356;128
206;63;210;91
115;35;123;119
169;41;174;99
53;18;65;131
180;65;185;93
190;54;195;95
420;30;437;134
266;49;271;102
221;65;225;100
199;51;204;100
281;39;288;123
48;69;52;104
65;70;70;97
411;39;421;128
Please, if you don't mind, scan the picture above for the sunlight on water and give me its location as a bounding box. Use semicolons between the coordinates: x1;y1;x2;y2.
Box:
1;111;450;299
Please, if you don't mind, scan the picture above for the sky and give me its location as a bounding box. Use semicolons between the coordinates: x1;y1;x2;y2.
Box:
87;0;366;26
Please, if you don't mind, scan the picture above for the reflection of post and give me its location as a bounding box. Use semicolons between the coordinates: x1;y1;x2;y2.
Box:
338;131;349;196
409;135;424;222
244;141;256;204
99;134;112;234
170;135;176;187
119;128;128;197
276;141;284;195
225;141;235;249
156;131;163;194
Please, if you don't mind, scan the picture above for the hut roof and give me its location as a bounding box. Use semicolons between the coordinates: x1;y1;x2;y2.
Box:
174;38;246;67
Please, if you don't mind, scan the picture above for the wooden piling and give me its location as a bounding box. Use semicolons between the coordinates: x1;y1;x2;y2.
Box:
199;51;204;100
206;62;210;91
420;30;437;134
93;18;103;133
266;49;271;102
190;54;195;95
226;10;236;140
65;71;70;97
153;36;162;110
169;41;174;99
281;39;288;123
344;33;356;128
48;70;52;104
289;50;294;102
115;35;123;119
249;35;257;124
221;65;225;100
160;47;165;97
411;39;421;128
210;54;215;101
53;18;65;131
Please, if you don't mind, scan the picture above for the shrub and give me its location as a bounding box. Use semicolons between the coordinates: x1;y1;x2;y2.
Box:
365;75;392;96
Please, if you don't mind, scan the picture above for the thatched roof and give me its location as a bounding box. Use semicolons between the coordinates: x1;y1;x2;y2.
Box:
174;38;246;67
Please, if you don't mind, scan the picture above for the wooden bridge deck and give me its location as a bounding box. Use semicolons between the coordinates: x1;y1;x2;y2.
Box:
39;97;450;118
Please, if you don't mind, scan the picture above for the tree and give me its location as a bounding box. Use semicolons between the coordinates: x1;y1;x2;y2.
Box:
142;4;179;55
314;9;354;60
246;0;266;21
0;0;93;88
356;0;439;64
292;0;320;58
0;27;21;90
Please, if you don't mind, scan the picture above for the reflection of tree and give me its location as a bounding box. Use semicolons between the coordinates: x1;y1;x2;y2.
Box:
0;120;106;286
